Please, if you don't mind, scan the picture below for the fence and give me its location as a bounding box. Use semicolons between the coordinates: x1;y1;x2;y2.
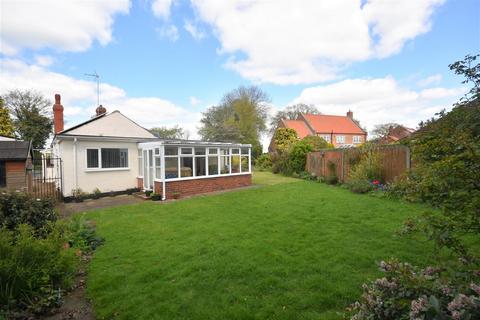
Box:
305;145;410;183
27;156;63;200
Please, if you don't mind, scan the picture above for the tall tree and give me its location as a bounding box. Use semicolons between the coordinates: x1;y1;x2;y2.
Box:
150;125;185;139
371;122;401;139
3;90;53;149
0;98;15;137
269;103;320;134
199;85;270;157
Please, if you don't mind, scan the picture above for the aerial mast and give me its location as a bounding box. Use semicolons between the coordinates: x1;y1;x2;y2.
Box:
84;71;100;106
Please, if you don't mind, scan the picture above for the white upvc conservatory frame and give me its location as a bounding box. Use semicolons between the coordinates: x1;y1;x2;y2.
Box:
137;140;252;200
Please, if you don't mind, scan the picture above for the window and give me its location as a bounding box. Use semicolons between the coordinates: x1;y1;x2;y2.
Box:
208;156;219;175
138;150;143;176
87;149;99;168
220;148;230;174
165;157;178;179
180;157;193;177
195;157;206;176
231;148;240;173
165;147;178;156
353;136;362;144
320;135;331;142
87;148;128;169
241;156;249;172
208;148;218;155
154;148;161;178
336;135;345;144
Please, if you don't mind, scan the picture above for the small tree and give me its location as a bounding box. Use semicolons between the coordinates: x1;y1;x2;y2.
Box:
0;98;14;137
150;125;185;139
3;90;53;149
273;128;298;152
301;135;333;150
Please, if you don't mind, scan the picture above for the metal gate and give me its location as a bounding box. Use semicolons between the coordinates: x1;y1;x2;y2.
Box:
30;156;63;200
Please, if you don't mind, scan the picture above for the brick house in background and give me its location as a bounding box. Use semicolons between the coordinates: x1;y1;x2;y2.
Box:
377;125;415;144
0;138;33;190
269;111;367;152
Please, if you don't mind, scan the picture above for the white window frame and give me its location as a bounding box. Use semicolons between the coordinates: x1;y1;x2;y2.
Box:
151;144;251;182
320;135;331;142
336;135;345;144
353;136;362;144
85;147;130;172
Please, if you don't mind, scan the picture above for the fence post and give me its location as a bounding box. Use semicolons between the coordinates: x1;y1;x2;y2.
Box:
405;146;411;170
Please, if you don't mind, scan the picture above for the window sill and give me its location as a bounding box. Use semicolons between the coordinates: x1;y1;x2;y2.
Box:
85;167;130;172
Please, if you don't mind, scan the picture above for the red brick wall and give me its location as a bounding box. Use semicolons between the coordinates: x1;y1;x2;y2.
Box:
137;177;143;189
154;174;252;199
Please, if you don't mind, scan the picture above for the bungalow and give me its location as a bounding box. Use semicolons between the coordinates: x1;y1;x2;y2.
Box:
0;137;33;190
51;94;252;200
269;111;367;151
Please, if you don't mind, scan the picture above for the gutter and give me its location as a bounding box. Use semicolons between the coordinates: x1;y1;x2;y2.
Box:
73;137;78;189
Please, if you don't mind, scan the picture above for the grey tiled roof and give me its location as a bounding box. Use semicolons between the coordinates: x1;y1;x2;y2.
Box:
0;141;31;160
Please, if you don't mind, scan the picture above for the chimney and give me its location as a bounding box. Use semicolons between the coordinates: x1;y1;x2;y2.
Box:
95;104;106;116
53;94;64;134
346;110;353;118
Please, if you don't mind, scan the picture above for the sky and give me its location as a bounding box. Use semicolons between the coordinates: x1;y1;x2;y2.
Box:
0;0;478;148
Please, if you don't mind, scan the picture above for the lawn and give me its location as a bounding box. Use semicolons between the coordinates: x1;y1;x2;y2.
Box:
84;172;435;320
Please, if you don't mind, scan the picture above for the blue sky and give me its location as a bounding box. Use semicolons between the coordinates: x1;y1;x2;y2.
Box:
1;0;478;146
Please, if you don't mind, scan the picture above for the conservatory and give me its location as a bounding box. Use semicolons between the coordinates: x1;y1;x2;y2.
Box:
137;140;252;200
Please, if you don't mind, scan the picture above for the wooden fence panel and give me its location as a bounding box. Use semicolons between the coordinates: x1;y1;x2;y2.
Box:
306;145;410;183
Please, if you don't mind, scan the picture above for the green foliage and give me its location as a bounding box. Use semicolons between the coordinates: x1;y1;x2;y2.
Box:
2;90;53;149
0;98;14;137
150;125;185;139
63;215;103;252
254;153;272;171
348;179;373;194
0;190;57;236
347;146;384;188
0;224;77;314
347;259;480;320
287;140;313;174
301;135;333;150
273;128;298;152
199;86;269;158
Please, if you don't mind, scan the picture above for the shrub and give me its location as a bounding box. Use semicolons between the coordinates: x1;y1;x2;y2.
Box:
254;153;272;171
287;140;313;174
63;215;103;252
302;135;334;150
347;259;480;320
92;187;101;199
0;224;77;314
0;190;57;236
348;179;373;194
273;128;298;152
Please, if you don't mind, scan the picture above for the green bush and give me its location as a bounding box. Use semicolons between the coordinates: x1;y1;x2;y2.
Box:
0;224;77;314
347;259;480;319
348;179;373;194
301;135;334;150
287;140;313;174
254;153;272;171
63;215;103;252
0;190;57;236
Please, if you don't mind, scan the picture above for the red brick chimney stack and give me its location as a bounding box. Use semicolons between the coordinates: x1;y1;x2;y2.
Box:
53;94;64;134
346;110;353;118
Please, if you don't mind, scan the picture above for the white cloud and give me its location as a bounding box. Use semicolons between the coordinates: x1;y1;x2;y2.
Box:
191;0;445;84
34;55;54;67
1;0;130;55
0;59;201;137
189;96;201;106
417;74;443;87
152;0;175;19
292;76;465;133
184;20;206;41
156;25;179;42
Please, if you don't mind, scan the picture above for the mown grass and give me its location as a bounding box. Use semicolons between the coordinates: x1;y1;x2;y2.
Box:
85;172;435;320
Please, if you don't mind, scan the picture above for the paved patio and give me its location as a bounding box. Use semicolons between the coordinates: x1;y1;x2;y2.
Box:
57;194;143;218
